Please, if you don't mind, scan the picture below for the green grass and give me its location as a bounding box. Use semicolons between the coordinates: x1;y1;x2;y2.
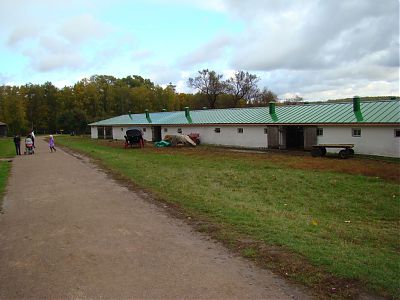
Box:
0;161;11;207
57;136;400;298
0;138;14;209
0;138;16;158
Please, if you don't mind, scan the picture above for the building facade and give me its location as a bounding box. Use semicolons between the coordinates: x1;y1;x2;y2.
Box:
89;99;400;158
0;122;7;137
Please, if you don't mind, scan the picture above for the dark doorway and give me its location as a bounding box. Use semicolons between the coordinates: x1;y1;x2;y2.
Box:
152;126;162;142
285;126;304;149
105;126;113;139
0;124;7;137
97;127;104;139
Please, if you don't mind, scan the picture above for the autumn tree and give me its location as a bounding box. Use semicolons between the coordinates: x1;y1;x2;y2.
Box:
0;86;27;134
187;69;225;109
225;71;259;107
248;88;278;107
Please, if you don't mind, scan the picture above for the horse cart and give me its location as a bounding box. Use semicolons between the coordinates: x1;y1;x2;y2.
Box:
311;144;355;159
124;128;144;148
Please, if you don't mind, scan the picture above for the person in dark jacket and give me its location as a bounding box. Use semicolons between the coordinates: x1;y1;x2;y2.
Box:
13;134;21;155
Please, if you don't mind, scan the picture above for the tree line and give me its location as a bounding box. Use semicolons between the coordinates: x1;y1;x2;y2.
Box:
0;71;279;136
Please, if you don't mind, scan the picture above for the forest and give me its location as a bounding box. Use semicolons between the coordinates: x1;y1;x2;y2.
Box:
0;70;278;136
0;69;396;136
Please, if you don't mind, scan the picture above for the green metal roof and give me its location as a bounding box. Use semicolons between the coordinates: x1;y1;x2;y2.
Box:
89;100;400;126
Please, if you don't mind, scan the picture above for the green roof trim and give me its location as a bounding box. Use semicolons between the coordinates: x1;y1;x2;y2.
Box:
89;100;400;126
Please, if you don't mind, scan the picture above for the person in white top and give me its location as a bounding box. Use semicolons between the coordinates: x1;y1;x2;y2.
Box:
31;130;35;148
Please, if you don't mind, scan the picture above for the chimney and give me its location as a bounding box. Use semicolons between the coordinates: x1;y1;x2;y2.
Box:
353;96;363;122
269;102;278;122
145;109;152;123
269;102;276;115
184;107;192;123
353;96;361;113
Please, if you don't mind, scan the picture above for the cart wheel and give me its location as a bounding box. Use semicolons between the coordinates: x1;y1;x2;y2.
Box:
339;150;348;159
311;148;322;157
320;147;327;156
347;148;354;156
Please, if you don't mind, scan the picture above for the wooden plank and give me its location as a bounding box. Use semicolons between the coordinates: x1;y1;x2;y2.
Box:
267;126;279;149
303;126;317;150
313;144;354;148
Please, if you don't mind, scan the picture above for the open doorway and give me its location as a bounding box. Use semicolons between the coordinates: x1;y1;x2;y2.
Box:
152;126;162;142
285;126;304;149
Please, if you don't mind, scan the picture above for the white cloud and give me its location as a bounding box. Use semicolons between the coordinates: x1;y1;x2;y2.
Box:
0;0;398;100
59;14;112;44
179;34;232;67
229;0;399;71
142;62;182;85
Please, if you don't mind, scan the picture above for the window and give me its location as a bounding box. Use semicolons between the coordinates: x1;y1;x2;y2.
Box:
317;128;323;136
142;128;146;132
177;128;182;134
214;128;221;133
164;128;168;133
352;128;361;137
395;129;400;137
237;128;243;134
264;128;268;134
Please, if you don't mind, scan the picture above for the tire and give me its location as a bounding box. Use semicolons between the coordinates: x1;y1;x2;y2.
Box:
339;149;348;159
320;147;327;156
347;148;354;156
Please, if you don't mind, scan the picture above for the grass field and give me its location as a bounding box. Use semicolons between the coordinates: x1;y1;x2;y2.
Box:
0;138;16;158
57;136;399;298
0;138;14;209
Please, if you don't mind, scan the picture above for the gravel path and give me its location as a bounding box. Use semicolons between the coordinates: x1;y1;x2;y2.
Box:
0;137;313;299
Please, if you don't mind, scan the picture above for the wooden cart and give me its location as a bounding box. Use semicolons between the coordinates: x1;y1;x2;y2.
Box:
311;144;355;159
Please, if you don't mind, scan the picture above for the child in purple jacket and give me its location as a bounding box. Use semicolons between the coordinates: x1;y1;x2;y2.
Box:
49;135;56;152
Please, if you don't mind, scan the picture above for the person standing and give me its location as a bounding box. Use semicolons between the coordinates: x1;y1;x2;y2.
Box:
13;134;21;155
49;135;56;152
31;130;35;148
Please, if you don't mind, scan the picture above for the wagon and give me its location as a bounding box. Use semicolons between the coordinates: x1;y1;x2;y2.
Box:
124;128;144;148
188;133;200;145
311;144;354;159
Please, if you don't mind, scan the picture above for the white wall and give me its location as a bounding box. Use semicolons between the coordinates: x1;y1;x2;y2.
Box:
317;126;400;157
162;126;268;148
90;125;400;157
91;126;98;139
111;126;152;141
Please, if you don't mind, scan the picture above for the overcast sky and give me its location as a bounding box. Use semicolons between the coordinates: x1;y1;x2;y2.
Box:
0;0;398;100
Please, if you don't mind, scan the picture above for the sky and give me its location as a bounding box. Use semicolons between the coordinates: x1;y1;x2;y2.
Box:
0;0;398;101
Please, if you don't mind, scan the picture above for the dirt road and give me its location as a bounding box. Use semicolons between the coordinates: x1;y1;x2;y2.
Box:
0;137;313;299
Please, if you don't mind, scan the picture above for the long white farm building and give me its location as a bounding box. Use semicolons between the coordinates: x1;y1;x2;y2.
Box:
89;98;400;158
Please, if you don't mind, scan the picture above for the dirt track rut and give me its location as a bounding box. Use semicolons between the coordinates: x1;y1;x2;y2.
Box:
0;137;313;299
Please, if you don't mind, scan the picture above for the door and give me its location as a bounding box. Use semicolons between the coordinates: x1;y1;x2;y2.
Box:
267;126;279;149
152;126;162;142
303;126;317;150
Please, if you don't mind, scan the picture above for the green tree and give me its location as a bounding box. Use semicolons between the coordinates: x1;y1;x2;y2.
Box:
1;86;27;135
